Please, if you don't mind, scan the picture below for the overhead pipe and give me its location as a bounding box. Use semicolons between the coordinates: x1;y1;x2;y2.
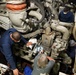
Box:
73;12;76;40
31;0;45;23
29;10;42;20
51;20;70;40
6;1;28;32
45;2;58;19
22;29;43;38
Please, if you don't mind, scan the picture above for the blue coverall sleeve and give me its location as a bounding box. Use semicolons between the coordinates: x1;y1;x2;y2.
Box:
2;44;16;70
69;13;74;22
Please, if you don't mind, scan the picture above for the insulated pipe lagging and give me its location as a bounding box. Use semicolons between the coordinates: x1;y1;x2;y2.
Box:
73;12;76;40
29;11;42;20
59;22;73;27
51;23;69;40
73;26;76;40
45;2;58;19
23;29;43;38
56;26;69;40
31;0;45;23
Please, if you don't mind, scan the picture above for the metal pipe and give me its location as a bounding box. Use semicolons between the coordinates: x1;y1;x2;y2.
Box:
31;0;45;23
22;29;43;38
51;20;70;40
73;12;76;40
29;10;42;20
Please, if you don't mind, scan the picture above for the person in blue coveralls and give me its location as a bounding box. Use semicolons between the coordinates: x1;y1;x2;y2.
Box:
0;28;32;75
58;6;74;23
67;39;76;69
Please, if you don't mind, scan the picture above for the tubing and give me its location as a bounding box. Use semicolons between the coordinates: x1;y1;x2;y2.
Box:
51;21;70;40
45;2;58;19
23;29;43;38
31;0;45;23
29;10;42;20
59;22;73;27
73;12;76;40
73;26;76;40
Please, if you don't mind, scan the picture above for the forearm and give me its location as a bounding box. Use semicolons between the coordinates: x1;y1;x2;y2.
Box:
13;68;19;75
47;56;55;62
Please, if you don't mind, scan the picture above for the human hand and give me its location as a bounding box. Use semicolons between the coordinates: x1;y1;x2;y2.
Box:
26;42;32;47
47;56;55;61
13;68;19;75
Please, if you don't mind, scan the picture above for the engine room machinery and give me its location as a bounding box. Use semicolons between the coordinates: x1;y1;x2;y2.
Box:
0;0;76;74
